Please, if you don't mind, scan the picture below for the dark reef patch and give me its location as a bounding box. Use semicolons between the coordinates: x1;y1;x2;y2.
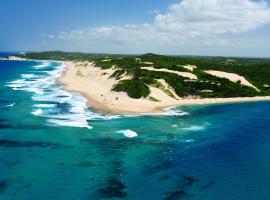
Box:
78;161;95;168
0;124;14;129
0;118;13;129
180;175;198;188
99;178;127;198
165;189;192;200
0;180;8;194
159;174;171;181
0;99;9;104
164;175;197;200
0;139;59;148
143;160;174;175
0;122;48;130
199;181;215;190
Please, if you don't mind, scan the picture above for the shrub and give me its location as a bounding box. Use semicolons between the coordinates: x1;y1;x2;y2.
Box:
112;80;150;99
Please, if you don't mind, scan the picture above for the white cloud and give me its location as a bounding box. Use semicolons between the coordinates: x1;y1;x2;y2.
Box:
155;0;270;35
203;39;229;46
43;0;270;52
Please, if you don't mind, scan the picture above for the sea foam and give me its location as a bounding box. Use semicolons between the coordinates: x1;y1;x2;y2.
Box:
7;60;189;130
182;125;206;131
7;61;120;129
117;130;138;138
5;103;16;108
157;107;189;116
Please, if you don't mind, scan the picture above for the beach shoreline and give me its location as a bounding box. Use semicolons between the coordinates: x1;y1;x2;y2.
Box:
7;57;270;114
57;60;270;114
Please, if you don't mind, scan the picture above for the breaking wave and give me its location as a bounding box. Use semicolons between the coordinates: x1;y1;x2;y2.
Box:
7;60;190;130
7;61;120;129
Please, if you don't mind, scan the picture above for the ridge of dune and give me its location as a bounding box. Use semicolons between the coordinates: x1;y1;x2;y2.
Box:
204;70;259;91
181;65;197;71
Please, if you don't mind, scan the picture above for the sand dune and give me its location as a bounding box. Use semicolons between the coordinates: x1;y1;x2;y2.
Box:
182;65;197;71
205;70;259;91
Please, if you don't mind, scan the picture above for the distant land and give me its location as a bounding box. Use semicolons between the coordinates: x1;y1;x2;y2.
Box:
7;51;270;113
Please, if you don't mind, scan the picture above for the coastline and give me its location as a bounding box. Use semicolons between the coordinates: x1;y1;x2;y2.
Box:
57;60;270;114
7;57;270;114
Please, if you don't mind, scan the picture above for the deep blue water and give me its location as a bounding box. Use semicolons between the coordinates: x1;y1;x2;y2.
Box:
0;56;270;200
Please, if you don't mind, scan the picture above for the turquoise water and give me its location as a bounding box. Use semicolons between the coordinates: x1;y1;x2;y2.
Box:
1;57;270;200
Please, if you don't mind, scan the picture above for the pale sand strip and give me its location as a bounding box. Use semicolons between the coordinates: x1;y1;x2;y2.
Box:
182;65;197;71
205;70;259;91
8;56;26;61
141;67;198;80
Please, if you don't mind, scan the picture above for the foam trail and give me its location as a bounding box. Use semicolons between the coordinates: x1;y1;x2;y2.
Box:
34;104;56;108
182;125;205;131
5;103;15;107
33;61;51;69
162;107;189;116
147;107;189;116
32;109;43;116
21;74;36;79
7;60;188;129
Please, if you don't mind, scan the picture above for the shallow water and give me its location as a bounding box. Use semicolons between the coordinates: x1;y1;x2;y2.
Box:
1;57;270;199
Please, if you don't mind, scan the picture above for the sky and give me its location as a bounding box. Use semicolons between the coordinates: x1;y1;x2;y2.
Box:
1;0;270;57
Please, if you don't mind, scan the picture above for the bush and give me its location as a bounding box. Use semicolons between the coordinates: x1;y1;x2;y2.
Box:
112;80;150;99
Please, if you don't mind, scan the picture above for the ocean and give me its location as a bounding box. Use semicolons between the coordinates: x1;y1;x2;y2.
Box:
1;55;270;200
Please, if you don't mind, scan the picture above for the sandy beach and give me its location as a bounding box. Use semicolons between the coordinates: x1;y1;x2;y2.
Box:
57;61;270;114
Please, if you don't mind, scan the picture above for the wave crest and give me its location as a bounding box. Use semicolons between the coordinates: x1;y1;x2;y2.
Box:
7;61;120;129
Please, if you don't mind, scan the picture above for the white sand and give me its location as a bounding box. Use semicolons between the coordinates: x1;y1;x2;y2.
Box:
8;56;26;61
205;70;259;91
182;65;197;71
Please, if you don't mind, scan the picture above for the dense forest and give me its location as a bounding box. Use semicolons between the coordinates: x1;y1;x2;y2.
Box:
18;51;270;99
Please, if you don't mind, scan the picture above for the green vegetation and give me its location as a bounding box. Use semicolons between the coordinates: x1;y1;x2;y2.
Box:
148;96;160;102
20;51;270;99
112;80;150;99
110;70;125;80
